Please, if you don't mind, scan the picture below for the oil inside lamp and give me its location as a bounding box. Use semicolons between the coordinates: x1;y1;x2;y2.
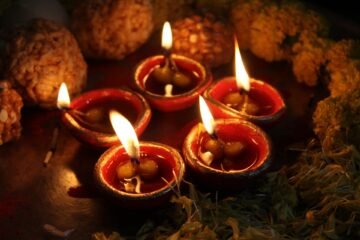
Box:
109;110;164;194
146;21;197;96
198;96;248;171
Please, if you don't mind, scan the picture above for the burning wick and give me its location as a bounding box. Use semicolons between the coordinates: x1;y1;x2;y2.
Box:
57;82;88;118
58;82;110;133
57;82;71;110
152;21;192;92
198;96;246;169
153;21;179;83
110;110;140;164
162;21;172;55
45;81;92;166
199;96;217;165
110;110;142;193
234;36;250;114
199;96;217;140
161;21;177;71
110;111;160;193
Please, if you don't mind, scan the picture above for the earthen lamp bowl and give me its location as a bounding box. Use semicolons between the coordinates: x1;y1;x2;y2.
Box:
61;88;151;148
134;54;212;112
203;77;286;125
94;141;185;208
183;118;272;190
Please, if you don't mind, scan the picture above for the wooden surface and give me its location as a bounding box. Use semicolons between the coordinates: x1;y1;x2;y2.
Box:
0;31;328;239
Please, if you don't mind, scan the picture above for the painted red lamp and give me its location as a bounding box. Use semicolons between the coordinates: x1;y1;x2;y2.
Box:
94;110;185;208
57;83;151;148
182;96;272;189
134;22;212;112
203;38;285;125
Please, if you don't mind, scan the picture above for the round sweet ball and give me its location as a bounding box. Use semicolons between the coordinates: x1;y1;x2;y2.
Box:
5;18;87;109
172;14;233;68
71;0;154;60
0;81;23;145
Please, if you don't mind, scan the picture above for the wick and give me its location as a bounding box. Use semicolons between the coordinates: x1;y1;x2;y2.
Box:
210;132;218;140
43;126;59;167
131;157;140;165
163;51;179;73
163;49;171;59
209;131;226;147
62;107;87;118
240;88;249;113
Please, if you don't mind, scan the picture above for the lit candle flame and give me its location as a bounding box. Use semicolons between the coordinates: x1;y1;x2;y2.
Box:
199;96;215;136
234;37;250;92
161;21;172;51
110;110;140;160
57;82;70;109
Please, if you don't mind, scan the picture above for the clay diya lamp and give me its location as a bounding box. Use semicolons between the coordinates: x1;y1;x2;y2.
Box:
203;38;285;125
94;111;185;208
57;83;151;148
182;97;272;190
134;22;212;112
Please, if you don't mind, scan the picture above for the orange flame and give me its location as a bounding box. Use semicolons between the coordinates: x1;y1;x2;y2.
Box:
109;110;140;159
234;37;250;92
161;21;172;50
199;96;215;135
57;82;70;109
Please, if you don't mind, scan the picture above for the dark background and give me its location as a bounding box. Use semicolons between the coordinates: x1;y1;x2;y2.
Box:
306;1;359;23
301;1;360;38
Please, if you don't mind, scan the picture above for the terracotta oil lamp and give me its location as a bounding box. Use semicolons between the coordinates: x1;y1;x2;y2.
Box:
182;96;272;190
203;38;285;125
94;111;185;208
134;22;212;112
57;83;151;148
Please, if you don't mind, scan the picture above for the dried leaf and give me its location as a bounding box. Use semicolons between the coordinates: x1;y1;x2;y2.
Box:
171;195;195;222
167;231;180;240
91;232;124;240
225;217;240;240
